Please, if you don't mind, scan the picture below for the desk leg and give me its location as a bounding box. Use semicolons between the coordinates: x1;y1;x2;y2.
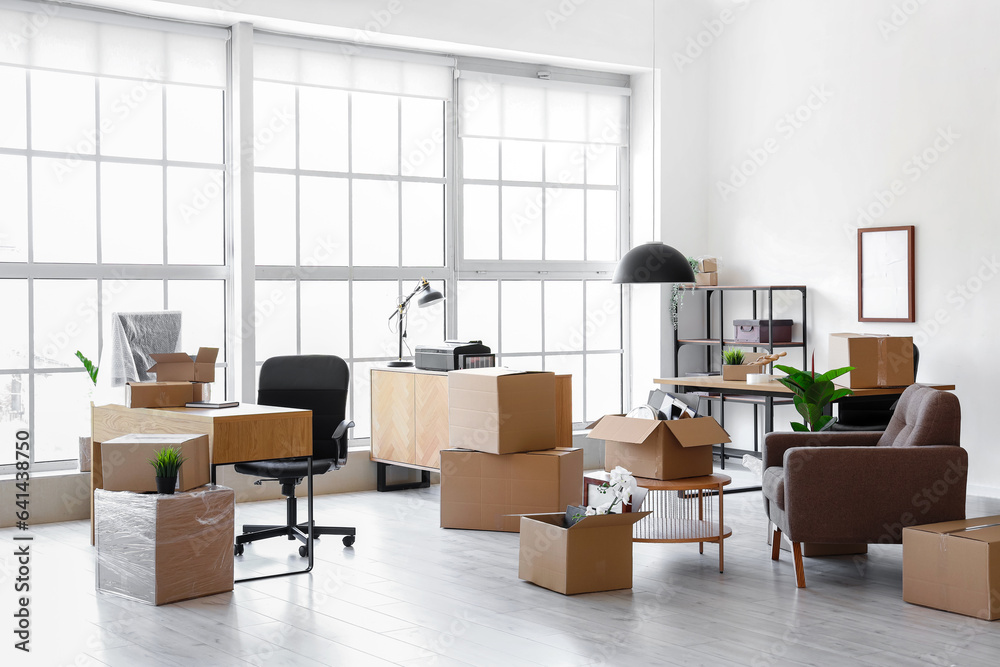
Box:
698;488;704;555
764;395;774;434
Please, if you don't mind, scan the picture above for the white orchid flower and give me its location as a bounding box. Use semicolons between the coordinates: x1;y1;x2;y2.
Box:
585;506;598;516
595;502;613;515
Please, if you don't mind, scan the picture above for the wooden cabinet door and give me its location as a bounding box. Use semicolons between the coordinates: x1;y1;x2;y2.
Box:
370;370;416;465
414;374;449;469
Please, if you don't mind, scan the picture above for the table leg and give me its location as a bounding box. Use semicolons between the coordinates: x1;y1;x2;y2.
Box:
718;483;725;573
698;488;704;554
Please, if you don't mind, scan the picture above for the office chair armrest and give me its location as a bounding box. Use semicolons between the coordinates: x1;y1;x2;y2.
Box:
332;419;355;440
763;430;881;470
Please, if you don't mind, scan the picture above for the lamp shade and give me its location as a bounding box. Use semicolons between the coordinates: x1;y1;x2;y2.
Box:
612;242;695;284
417;288;444;307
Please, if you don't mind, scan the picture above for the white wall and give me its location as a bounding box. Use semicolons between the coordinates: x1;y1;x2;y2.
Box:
699;0;1000;494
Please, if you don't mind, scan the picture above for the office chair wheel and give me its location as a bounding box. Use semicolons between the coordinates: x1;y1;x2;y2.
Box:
234;543;244;556
343;535;355;547
298;545;309;558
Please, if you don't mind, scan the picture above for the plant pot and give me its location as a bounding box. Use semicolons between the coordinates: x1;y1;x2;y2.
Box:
155;476;177;495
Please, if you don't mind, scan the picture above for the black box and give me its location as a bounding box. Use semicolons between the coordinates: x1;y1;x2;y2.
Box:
415;342;492;371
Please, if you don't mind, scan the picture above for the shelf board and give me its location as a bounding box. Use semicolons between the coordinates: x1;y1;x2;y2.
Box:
677;339;805;348
685;285;807;292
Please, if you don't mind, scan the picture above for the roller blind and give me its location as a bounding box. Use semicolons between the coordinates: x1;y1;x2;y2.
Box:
458;70;628;145
0;2;228;86
254;33;454;100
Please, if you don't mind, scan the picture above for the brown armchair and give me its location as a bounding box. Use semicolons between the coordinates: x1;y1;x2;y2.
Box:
762;384;966;588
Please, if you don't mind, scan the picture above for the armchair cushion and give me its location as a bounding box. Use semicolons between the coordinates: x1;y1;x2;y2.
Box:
878;384;961;448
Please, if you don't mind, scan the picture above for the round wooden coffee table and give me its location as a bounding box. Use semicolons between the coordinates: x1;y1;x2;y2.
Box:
632;473;732;573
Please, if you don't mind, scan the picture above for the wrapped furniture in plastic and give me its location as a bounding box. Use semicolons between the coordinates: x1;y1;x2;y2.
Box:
95;485;235;605
93;311;183;406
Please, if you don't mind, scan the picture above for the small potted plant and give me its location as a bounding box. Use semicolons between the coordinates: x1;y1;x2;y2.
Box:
566;466;638;526
149;446;188;495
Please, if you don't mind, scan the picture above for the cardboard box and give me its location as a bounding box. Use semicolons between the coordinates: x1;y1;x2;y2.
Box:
695;271;719;286
126;381;195;408
829;333;914;388
440;448;583;532
100;433;210;493
518;511;650;595
587;415;730;480
95;485;234;605
698;257;718;273
903;517;1000;620
148;347;218;383
734;319;793;344
449;368;557;455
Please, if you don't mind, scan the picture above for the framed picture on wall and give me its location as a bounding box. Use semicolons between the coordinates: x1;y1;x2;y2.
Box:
857;225;915;322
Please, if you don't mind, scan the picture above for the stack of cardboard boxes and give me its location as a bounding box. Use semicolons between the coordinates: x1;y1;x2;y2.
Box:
94;433;235;605
126;347;218;408
440;368;584;532
695;257;719;286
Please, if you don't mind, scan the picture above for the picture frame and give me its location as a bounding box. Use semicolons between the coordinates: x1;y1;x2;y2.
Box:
857;225;915;322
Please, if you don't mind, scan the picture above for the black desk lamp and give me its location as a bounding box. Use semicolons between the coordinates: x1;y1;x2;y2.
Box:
612;242;695;284
387;279;445;367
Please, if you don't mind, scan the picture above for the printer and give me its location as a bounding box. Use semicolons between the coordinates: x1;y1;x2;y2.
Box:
414;341;493;372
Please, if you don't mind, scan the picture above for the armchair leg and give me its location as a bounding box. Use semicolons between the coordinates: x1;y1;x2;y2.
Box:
771;529;782;561
792;542;806;588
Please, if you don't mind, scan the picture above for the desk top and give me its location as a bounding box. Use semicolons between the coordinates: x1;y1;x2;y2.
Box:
653;377;955;397
96;402;309;420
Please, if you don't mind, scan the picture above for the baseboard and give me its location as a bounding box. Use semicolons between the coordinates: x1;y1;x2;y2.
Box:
968;484;1000;499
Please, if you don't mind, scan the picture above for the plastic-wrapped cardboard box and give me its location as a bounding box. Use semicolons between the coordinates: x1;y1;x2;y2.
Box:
587;415;730;480
449;368;556;454
903;517;1000;620
100;433;210;493
148;347;218;382
695;271;718;286
518;511;650;594
828;333;914;388
95;485;234;605
440;448;583;532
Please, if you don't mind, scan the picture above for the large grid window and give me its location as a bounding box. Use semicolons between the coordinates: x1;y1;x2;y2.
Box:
0;6;228;471
251;36;452;437
456;70;629;421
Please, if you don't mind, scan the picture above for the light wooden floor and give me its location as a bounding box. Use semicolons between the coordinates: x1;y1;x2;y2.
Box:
3;485;1000;666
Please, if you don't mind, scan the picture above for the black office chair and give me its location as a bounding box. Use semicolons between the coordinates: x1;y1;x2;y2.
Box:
234;355;356;558
831;344;920;432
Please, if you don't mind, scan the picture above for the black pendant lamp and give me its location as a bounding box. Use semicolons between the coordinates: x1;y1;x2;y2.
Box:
612;242;695;284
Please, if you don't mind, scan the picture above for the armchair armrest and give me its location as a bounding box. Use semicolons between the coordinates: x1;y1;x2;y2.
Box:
762;430;882;470
782;445;968;543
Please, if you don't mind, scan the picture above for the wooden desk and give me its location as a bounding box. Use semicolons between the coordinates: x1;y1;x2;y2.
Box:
654;377;955;432
91;403;311;543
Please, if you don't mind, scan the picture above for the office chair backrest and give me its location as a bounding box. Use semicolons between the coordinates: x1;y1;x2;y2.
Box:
258;355;350;464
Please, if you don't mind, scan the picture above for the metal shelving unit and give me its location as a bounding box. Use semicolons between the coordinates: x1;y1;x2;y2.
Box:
672;285;808;464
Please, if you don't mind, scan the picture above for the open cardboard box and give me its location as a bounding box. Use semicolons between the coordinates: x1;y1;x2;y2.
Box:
99;433;210;493
903;516;1000;620
125;381;210;408
148;347;218;383
440;447;583;532
518;511;651;595
587;414;730;480
449;368;556;455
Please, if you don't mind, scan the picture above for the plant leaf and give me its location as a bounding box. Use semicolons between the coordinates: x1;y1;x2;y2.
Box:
790;422;808;432
817;366;854;383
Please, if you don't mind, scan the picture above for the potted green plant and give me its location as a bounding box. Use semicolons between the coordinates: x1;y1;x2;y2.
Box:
774;359;855;431
149;446;188;495
75;351;99;473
